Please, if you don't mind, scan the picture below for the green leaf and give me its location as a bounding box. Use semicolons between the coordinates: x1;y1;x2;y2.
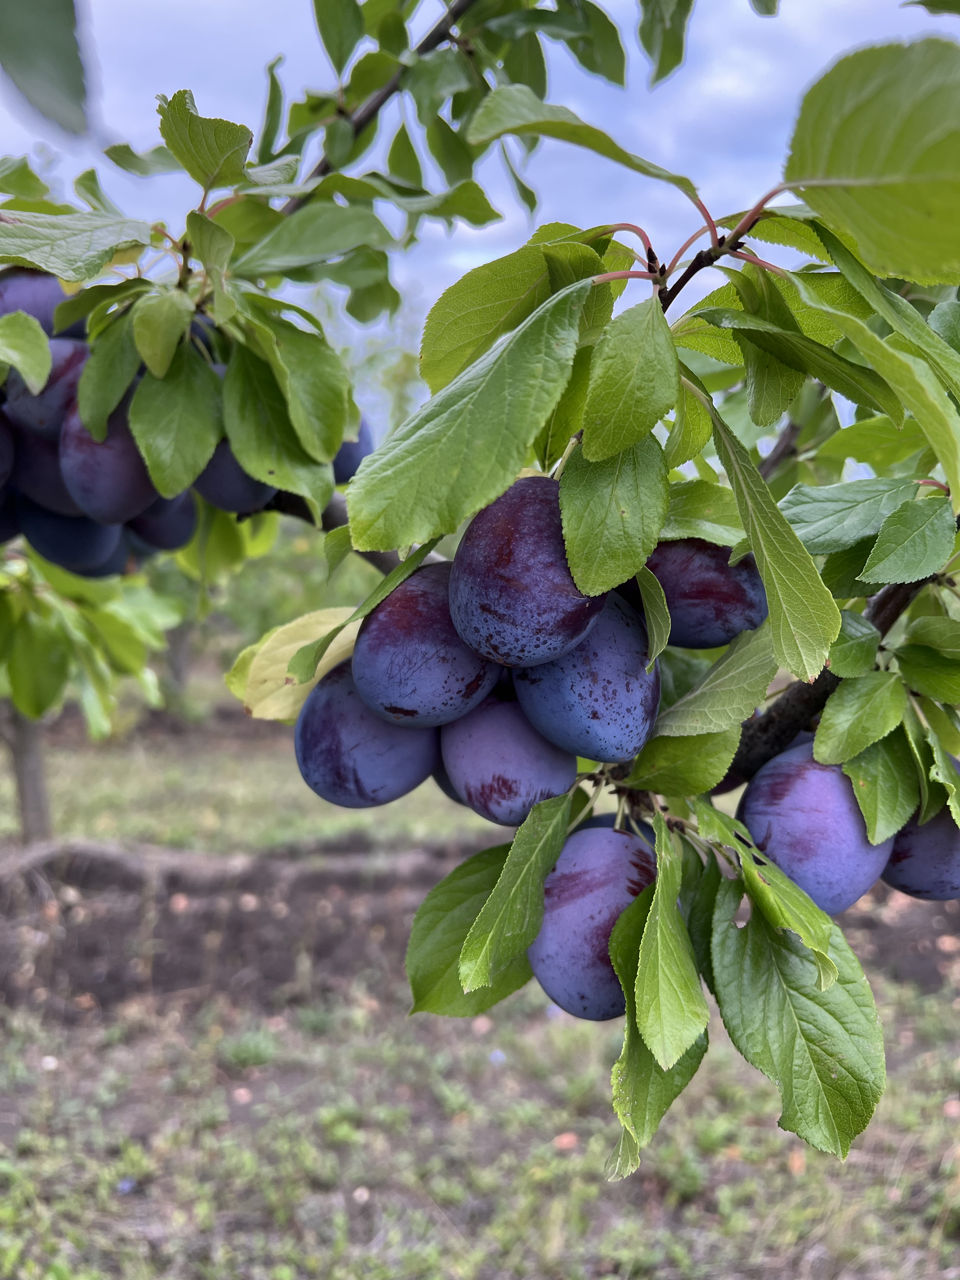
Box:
347;279;591;551
459;793;573;993
924;721;960;826
186;210;233;275
131;290;194;380
420;246;552;393
128;345;222;496
659;479;743;546
779;478;920;555
654;623;777;737
0;0;86;133
664;380;713;468
905;615;960;661
387;124;422;187
405;49;474;125
827;611;880;678
8;614;71;718
407;845;532;1016
465;84;697;199
285;541;439;684
903;700;947;824
222;343;332;521
426;116;475;187
313;0;364;75
638;0;696;84
503;30;547;100
104;143;180;176
0;312;50;393
156;90;252;191
813;671;906;765
896;645;960;703
76;313;140;441
861;496;956;585
635;813;709;1071
53;279;150;336
711;877;885;1157
0;211;151;281
232;202;392;276
608;889;706;1177
633;565;671;670
535;346;591;468
816;414;931;470
740;335;804;429
711;413;841;680
581;298;679;460
739;846;838;991
843;728;921;845
561;1;626;86
559;438;667;596
0;156;48;200
785;39;960;283
73;169;119;215
625;726;741;795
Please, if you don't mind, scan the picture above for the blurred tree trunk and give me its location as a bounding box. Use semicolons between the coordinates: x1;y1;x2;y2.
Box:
0;701;52;843
162;620;194;718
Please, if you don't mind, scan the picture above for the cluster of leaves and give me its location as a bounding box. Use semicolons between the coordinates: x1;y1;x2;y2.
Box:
234;33;960;1163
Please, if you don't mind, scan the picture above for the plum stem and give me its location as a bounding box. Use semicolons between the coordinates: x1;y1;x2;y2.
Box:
551;432;582;481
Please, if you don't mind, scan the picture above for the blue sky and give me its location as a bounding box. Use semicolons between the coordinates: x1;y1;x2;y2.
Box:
1;1;957;323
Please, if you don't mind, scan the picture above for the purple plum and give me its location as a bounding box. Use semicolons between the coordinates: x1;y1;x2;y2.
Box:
513;592;661;762
352;562;500;727
440;698;576;826
528;826;657;1020
738;740;893;914
0;268;84;337
60;397;158;523
295;661;439;808
0;412;14;489
16;495;121;574
641;538;767;649
127;492;197;551
3;338;88;437
194;439;277;514
449;476;606;667
333;417;374;484
883;801;960;901
13;430;82;515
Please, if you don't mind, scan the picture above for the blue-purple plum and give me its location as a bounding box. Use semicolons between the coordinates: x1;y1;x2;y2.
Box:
642;538;767;648
440;698;576;826
352;562;500;727
127;492;197;551
433;761;467;805
580;812;655;845
295;661;439;808
449;476;606;667
13;431;82;515
333;417;374;484
194;439;277;514
528;827;657;1020
738;740;893;914
0;413;14;489
3;339;88;437
514;593;661;763
16;495;121;573
59;398;158;523
0;268;84;337
76;535;135;579
0;488;19;543
882;801;960;901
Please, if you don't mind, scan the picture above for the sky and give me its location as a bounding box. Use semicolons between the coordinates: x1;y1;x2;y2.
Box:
0;1;957;336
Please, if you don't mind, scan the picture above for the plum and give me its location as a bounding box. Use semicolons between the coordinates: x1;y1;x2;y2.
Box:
16;495;121;573
0;413;14;490
0;488;19;543
641;538;767;649
738;740;893;914
528;826;657;1020
3;338;88;437
513;593;661;762
60;397;158;523
883;802;960;900
194;439;277;514
352;562;501;727
127;492;197;551
449;476;606;667
333;416;374;484
14;430;82;515
0;268;84;337
295;661;439;808
440;698;576;826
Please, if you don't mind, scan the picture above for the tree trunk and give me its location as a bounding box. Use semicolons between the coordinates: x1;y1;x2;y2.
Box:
4;704;52;843
161;620;194;719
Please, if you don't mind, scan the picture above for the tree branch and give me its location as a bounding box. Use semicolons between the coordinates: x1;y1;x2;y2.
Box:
282;0;481;217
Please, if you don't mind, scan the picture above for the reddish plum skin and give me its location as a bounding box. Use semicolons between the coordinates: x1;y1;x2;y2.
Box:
352;562;500;727
3;339;88;437
441;699;577;826
738;741;893;914
883;803;960;901
194;440;277;514
14;431;82;515
60;398;158;523
295;661;439;808
127;492;197;551
643;538;767;649
333;417;374;484
449;476;606;667
16;495;121;573
528;827;657;1020
513;593;660;763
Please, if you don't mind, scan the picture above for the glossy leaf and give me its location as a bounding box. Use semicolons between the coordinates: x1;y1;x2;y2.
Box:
813;671;906;765
655;623;777;737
